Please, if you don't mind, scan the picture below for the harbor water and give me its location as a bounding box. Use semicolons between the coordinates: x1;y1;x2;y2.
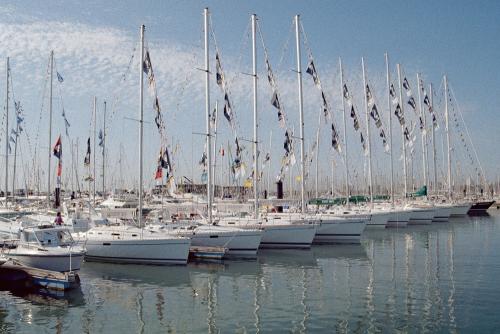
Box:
1;211;499;333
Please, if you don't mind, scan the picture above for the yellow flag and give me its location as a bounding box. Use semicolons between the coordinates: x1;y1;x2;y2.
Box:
244;179;253;188
295;175;302;182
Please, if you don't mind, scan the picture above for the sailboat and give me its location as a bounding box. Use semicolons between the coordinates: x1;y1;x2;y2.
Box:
212;13;317;249
76;25;191;265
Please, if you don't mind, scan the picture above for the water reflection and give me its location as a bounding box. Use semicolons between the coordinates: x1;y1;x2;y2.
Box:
0;213;499;332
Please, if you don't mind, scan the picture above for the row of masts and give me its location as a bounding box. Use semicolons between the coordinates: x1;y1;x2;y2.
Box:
0;9;468;212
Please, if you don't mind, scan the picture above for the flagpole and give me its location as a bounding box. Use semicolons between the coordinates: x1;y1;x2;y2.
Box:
385;53;395;207
417;73;428;198
4;57;9;208
102;100;106;197
93;96;97;206
429;83;437;195
397;64;408;199
444;75;452;200
251;13;259;219
139;24;145;233
47;51;53;209
295;14;306;213
204;8;213;224
339;57;350;208
361;57;373;205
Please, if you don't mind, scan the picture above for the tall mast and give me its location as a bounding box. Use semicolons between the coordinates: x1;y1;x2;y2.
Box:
396;64;408;198
139;24;145;230
417;73;428;197
251;14;259;219
295;15;306;213
204;8;213;224
212;100;219;200
314;112;320;199
102;100;107;196
339;57;350;208
4;57;9;208
266;130;272;195
385;53;395;206
361;57;373;205
444;75;452;199
47;51;54;209
429;83;437;194
92;96;97;206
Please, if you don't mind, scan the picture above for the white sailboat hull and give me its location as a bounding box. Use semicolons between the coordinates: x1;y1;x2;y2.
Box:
408;208;435;225
313;217;367;244
84;238;190;265
258;223;316;249
366;212;391;228
432;206;452;222
187;227;262;257
386;209;411;228
450;203;471;216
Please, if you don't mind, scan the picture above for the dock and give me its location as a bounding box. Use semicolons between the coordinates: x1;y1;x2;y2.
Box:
0;257;80;291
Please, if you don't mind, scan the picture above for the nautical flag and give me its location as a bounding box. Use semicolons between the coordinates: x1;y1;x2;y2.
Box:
201;171;208;183
404;127;410;141
419;116;425;131
61;108;70;136
360;132;367;155
84;137;91;166
215;52;223;88
305;59;320;86
57;161;62;177
271;90;280;110
53;136;62;159
223;93;233;125
265;58;275;87
210;106;217;129
219;146;225;156
154;97;163;130
98;130;104;147
161;147;171;173
232;158;246;179
143;50;155;87
235;137;242;157
199;151;207;169
394;103;405;125
350;105;360;130
370;104;382;128
284;130;292;154
331;123;341;152
57;72;64;83
321;91;329;119
407;97;416;110
423;94;430;107
155;165;163;180
432;113;439;129
343;84;350;100
389;83;398;104
380;129;389;152
402;78;409;90
366;84;374;106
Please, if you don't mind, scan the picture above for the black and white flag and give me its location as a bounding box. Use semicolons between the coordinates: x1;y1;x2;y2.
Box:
407;96;416;110
389;83;398;104
331;123;341;152
394;103;405;125
215;52;223;88
370;104;382;128
350;105;360;131
306;59;320;86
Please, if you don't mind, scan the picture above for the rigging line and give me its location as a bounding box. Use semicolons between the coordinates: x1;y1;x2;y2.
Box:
208;15;248;138
448;84;486;183
33;54;51;165
276;18;294;77
256;19;289;128
108;42;138;126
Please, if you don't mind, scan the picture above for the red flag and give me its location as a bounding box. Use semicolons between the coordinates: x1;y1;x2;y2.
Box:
57;161;62;177
53;135;62;159
155;166;162;180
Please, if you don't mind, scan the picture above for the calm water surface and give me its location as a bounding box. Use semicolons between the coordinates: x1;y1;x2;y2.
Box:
1;211;499;333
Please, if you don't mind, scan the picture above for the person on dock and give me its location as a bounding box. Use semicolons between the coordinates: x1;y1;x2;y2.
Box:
55;212;64;225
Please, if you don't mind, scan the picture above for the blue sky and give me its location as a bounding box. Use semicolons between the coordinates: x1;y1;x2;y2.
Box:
0;0;498;193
